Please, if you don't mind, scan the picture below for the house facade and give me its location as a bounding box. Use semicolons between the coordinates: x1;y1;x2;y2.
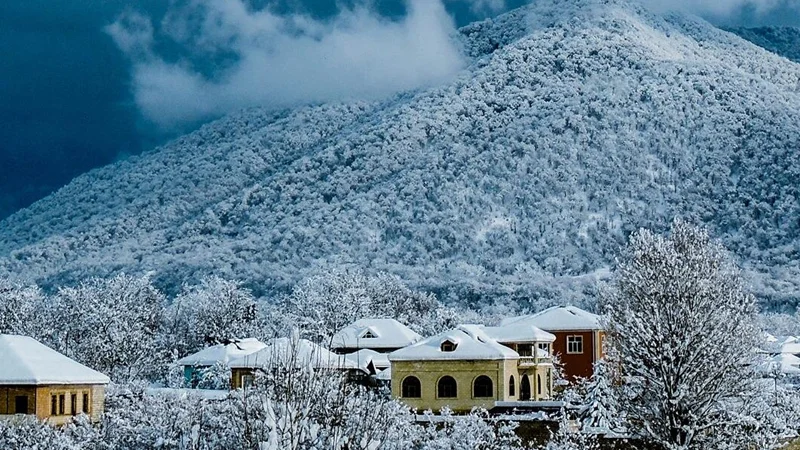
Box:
388;325;555;413
0;335;110;425
502;306;605;380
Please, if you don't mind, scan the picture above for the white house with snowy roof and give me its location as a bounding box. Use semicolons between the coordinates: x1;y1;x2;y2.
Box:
176;338;266;388
330;318;423;354
388;324;555;413
502;305;605;380
228;336;361;389
0;335;110;424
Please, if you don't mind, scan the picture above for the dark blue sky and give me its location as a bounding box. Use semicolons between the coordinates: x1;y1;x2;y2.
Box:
0;0;796;220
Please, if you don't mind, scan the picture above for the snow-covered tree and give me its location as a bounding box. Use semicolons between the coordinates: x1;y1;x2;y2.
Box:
164;277;260;355
580;358;622;435
418;407;523;450
50;273;166;381
282;269;449;343
603;220;760;449
540;414;600;450
0;277;46;337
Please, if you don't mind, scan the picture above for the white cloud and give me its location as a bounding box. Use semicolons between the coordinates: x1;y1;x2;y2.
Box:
449;0;508;14
107;0;465;130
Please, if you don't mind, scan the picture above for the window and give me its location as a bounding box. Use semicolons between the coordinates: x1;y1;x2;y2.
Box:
361;330;377;339
440;340;457;352
509;375;515;397
537;374;543;396
567;335;584;354
537;343;549;352
520;375;531;400
71;394;77;416
517;343;533;357
437;376;457;398
14;396;28;414
473;376;493;398
402;376;421;398
83;393;90;414
51;395;58;415
59;394;65;415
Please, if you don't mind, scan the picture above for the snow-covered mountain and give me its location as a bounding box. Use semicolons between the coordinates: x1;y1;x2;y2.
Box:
729;27;800;64
2;0;799;308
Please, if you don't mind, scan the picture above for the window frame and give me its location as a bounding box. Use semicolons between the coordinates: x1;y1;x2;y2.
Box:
473;375;494;399
437;376;458;399
566;335;584;354
401;376;422;398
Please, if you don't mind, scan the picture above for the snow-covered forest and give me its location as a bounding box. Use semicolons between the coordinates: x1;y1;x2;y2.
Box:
3;222;800;448
1;0;799;311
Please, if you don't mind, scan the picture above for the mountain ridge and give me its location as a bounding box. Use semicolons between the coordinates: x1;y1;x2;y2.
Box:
2;0;799;309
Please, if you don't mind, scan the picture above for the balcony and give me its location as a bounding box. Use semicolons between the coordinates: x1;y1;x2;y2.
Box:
518;356;551;366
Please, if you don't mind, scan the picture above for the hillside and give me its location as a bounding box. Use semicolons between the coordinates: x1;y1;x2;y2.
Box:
1;0;799;308
729;26;800;64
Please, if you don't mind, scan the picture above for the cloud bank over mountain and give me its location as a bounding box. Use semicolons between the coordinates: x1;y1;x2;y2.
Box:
107;0;466;130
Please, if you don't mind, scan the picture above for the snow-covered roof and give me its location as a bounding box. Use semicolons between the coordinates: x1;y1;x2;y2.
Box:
501;306;603;331
482;324;555;344
0;335;110;385
389;325;519;362
344;349;391;372
330;318;422;350
760;335;800;355
229;337;360;370
176;338;266;367
758;353;800;375
376;367;391;381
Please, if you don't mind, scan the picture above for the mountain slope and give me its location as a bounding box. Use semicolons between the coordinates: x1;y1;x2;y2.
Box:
2;0;799;308
728;27;800;64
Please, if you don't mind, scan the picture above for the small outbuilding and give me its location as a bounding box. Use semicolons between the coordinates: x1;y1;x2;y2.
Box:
176;338;266;388
0;335;110;425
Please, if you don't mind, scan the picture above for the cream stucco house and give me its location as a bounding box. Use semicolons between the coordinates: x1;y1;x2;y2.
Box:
388;324;555;413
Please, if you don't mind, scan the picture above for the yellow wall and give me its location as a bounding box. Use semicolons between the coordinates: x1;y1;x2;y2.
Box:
37;385;106;425
391;359;553;413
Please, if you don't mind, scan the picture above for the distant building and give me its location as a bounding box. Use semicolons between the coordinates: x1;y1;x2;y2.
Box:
176;338;266;388
0;335;110;425
330;319;423;354
388;324;555;413
502;306;605;380
228;337;361;389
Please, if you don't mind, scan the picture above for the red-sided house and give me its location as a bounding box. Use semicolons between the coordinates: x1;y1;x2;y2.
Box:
501;306;605;380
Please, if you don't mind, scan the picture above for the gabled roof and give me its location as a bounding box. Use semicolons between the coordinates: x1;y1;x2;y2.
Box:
0;335;110;385
330;318;423;350
229;337;359;370
501;306;603;331
482;324;555;344
344;349;391;372
176;338;266;367
388;325;518;362
758;353;800;375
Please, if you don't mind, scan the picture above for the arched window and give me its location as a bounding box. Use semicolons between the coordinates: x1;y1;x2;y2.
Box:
473;375;493;398
402;376;421;398
520;375;531;400
509;375;516;397
537;374;543;396
438;376;457;398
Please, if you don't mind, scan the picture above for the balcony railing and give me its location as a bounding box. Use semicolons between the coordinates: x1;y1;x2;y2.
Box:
518;356;551;366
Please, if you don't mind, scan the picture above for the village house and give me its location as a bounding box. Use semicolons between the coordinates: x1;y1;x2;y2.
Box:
330;318;423;354
0;335;110;425
388;324;555;413
502;306;605;380
176;338;266;388
228;336;361;389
